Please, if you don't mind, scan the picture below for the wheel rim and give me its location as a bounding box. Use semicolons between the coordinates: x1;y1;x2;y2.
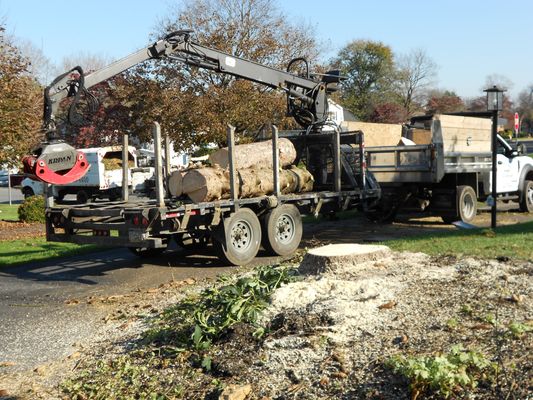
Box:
462;193;475;220
276;214;296;245
230;220;253;252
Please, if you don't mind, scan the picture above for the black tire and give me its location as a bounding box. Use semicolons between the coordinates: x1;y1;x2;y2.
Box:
56;190;66;202
76;190;90;204
213;208;261;266
22;187;34;199
519;180;533;213
365;196;398;224
175;231;210;250
458;185;477;223
128;247;166;258
261;204;302;256
442;185;477;224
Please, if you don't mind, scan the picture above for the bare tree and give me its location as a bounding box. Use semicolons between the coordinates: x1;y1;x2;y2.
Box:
15;39;55;84
59;52;112;74
517;84;533;134
483;74;513;91
395;48;437;116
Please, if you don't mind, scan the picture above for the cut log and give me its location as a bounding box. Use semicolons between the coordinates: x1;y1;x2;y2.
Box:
168;170;185;197
182;166;230;203
208;138;297;169
181;165;314;203
299;243;390;275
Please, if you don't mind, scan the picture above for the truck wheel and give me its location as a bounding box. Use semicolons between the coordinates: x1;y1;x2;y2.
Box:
56;190;66;202
457;185;477;223
214;208;261;266
519;180;533;213
22;187;34;199
128;247;166;258
76;190;90;204
261;204;302;256
441;186;477;224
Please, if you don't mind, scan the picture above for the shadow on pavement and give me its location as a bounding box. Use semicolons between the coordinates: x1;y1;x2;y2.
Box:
0;245;230;285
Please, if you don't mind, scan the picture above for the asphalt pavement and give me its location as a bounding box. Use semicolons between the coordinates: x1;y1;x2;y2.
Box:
0;187;23;205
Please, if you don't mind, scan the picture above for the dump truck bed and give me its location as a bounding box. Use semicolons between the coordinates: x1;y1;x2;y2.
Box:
365;114;492;184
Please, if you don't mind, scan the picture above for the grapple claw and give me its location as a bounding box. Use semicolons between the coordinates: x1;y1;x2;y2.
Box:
22;142;90;185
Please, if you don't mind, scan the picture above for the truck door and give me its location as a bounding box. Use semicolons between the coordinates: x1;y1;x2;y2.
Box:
496;153;517;193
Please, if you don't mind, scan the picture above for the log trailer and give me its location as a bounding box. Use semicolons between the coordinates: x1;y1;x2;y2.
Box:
27;30;380;265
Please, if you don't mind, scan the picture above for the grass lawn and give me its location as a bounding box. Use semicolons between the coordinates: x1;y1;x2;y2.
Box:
387;220;533;260
0;204;19;221
0;237;102;268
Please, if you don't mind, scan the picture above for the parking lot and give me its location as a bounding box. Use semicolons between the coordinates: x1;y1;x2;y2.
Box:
0;187;23;204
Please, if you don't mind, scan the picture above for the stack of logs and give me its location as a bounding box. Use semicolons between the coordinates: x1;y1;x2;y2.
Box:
168;138;314;203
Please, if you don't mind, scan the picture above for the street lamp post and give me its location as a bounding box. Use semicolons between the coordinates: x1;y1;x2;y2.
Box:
484;85;505;229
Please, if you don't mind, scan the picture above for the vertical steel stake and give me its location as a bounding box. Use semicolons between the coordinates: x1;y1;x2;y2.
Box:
272;125;280;197
153;122;165;207
122;133;129;202
227;124;238;206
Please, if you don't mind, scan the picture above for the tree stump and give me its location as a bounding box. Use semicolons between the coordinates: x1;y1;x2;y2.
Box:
299;243;390;275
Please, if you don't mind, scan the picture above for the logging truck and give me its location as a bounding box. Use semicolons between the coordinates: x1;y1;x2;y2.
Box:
361;113;533;223
26;30;380;265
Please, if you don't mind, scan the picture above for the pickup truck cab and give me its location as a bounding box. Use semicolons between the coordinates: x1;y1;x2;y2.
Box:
21;146;155;203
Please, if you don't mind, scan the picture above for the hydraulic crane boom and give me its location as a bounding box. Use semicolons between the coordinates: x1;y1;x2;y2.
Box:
25;30;342;185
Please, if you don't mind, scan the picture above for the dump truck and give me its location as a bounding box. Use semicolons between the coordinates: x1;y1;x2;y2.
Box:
360;113;533;223
27;30;380;265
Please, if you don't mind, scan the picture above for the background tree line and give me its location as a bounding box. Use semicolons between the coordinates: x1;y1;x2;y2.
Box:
1;0;533;169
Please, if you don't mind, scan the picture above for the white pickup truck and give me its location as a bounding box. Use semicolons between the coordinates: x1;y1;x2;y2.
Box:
363;114;533;223
21;146;154;203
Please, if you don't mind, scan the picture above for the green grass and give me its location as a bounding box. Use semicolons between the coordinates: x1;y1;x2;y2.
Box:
0;237;101;267
386;221;533;260
0;204;19;221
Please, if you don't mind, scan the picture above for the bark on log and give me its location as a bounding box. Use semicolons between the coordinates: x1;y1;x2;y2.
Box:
208;138;297;169
181;165;314;203
182;166;230;203
299;244;391;275
168;170;184;197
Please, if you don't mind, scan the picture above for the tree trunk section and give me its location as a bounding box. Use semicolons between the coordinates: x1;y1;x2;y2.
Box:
209;138;297;169
299;244;391;275
168;170;184;197
181;165;314;203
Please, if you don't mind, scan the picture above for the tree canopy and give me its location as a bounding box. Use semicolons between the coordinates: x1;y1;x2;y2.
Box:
332;40;395;121
0;25;41;168
118;0;322;151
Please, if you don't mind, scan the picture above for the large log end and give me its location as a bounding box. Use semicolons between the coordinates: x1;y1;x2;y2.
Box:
299;243;390;275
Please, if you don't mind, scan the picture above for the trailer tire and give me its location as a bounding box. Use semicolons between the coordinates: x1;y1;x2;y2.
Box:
76;190;90;204
261;204;302;256
213;208;261;266
128;247;166;258
519;180;533;213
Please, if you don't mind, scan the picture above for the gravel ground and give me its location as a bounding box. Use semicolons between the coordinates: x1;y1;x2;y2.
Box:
1;211;532;399
3;246;530;400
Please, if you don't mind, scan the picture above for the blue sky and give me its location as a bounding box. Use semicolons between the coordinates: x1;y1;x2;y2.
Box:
1;0;532;99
